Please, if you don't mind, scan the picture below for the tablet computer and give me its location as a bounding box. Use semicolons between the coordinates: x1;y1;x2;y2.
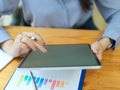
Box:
18;44;101;70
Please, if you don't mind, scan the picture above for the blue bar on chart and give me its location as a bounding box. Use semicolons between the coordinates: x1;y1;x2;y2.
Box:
17;74;69;90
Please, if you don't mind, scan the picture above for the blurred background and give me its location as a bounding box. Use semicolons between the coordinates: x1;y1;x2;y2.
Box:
0;3;107;30
93;4;107;30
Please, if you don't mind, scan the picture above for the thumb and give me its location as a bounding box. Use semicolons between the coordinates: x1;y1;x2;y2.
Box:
96;51;103;60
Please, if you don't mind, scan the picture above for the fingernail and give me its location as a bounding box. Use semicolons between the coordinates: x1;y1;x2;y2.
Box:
42;49;48;53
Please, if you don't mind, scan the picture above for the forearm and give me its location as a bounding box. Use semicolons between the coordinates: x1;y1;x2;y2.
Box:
96;0;120;48
0;39;14;53
0;26;11;44
0;27;12;55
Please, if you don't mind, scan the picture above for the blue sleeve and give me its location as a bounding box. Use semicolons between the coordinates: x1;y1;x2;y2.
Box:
0;26;11;43
0;0;19;43
0;0;19;15
95;0;120;48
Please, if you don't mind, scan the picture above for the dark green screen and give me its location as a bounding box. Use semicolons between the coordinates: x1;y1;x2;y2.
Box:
19;44;101;69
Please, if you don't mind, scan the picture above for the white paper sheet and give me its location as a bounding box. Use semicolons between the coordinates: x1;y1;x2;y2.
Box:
4;68;82;90
0;49;13;71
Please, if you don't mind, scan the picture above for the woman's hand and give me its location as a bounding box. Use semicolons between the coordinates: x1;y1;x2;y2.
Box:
91;37;111;60
1;32;47;58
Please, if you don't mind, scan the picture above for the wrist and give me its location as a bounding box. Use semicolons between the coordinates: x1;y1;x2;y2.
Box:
98;37;111;50
1;39;14;52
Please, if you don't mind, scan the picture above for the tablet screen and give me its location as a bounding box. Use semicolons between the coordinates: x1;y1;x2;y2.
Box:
19;44;101;70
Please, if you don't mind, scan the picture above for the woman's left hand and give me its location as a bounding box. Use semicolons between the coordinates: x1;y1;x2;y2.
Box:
91;41;104;60
91;37;111;60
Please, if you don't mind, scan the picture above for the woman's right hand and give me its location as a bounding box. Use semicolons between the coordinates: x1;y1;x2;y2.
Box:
1;32;47;58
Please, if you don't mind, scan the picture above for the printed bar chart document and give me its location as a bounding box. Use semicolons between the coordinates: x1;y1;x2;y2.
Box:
4;68;85;90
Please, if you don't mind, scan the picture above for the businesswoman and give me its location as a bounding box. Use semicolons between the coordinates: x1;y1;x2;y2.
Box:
0;0;120;60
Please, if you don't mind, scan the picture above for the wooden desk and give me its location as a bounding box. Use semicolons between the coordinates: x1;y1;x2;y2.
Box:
0;26;120;90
